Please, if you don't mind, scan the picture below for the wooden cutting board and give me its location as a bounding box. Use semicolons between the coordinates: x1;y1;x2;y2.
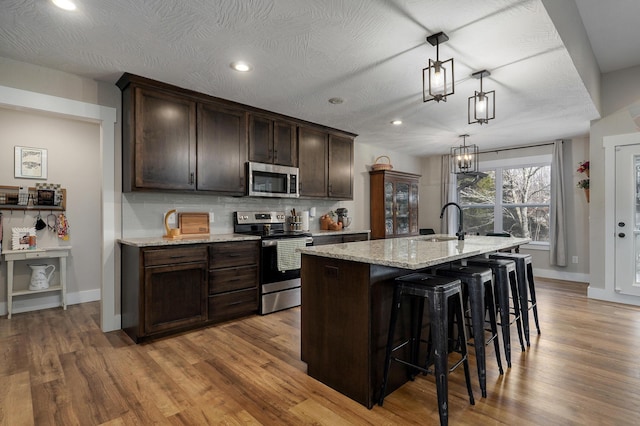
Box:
178;212;210;235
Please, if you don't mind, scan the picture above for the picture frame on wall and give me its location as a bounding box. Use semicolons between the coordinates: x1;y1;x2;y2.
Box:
14;146;48;179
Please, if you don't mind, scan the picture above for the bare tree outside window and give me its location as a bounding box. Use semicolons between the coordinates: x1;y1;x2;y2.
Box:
458;165;551;241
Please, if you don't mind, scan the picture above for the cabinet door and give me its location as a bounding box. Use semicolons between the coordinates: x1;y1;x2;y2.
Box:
134;87;196;190
144;262;207;334
328;134;353;199
298;126;328;197
273;120;296;166
248;114;274;164
197;102;247;194
384;181;394;237
394;180;411;236
409;181;419;235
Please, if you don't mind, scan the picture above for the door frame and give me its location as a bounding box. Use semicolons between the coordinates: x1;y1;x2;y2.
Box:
599;133;640;305
0;84;119;331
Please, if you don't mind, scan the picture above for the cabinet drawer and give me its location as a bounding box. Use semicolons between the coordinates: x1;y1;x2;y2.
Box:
209;288;258;322
144;246;207;267
209;265;258;295
343;233;369;243
209;241;259;268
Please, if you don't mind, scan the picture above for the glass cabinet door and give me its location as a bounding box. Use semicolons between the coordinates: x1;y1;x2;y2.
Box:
384;181;394;235
395;181;410;235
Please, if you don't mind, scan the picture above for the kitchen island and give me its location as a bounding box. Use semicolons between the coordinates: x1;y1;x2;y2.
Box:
298;234;530;408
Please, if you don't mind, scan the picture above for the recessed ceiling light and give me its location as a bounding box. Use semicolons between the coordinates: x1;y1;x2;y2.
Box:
391;120;403;125
230;62;252;72
52;0;77;11
328;97;344;105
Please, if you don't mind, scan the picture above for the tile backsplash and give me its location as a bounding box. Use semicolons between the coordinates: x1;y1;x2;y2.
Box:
122;192;345;238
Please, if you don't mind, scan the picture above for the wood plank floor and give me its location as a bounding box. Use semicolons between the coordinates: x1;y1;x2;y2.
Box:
2;278;640;425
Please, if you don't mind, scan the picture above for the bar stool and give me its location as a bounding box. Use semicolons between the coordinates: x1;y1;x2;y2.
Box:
465;257;525;367
435;264;502;398
490;253;540;346
379;273;474;426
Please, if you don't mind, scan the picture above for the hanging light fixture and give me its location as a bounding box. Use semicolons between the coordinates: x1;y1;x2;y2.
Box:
423;32;454;103
451;134;479;174
468;70;495;125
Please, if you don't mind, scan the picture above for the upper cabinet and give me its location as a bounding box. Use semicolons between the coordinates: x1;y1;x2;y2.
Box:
124;86;197;191
197;102;247;194
117;73;355;199
298;126;354;200
249;113;297;166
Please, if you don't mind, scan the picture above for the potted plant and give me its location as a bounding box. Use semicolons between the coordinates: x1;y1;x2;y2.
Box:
577;161;590;202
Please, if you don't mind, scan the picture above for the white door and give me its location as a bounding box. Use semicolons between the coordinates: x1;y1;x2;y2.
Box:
615;144;640;296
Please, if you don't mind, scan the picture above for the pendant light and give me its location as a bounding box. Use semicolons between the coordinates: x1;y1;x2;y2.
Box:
423;32;454;103
451;134;479;174
468;70;495;124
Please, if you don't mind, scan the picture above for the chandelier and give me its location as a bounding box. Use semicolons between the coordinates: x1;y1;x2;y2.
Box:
451;134;479;174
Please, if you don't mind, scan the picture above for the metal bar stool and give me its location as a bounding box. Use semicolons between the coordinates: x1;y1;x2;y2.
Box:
435;264;502;398
465;257;525;367
490;252;541;346
379;273;474;426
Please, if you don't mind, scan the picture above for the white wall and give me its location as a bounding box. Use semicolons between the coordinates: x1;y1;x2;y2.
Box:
0;108;101;312
589;65;640;305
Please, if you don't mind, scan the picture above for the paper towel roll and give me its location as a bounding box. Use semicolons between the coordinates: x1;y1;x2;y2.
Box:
301;211;310;231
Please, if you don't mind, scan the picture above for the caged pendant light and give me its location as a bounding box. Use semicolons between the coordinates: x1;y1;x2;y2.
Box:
451;134;479;174
423;32;454;103
468;70;495;125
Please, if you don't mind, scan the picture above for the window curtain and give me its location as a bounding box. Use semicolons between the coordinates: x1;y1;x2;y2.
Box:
440;155;456;234
550;140;567;266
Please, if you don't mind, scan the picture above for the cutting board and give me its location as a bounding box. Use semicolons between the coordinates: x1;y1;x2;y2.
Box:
178;212;210;236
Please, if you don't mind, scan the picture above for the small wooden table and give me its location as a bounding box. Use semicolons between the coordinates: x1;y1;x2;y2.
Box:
2;246;71;318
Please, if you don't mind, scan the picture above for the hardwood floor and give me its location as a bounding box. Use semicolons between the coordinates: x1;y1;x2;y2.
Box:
2;278;640;425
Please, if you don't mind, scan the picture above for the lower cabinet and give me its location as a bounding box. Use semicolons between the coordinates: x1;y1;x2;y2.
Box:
208;241;259;322
313;232;369;246
121;240;259;343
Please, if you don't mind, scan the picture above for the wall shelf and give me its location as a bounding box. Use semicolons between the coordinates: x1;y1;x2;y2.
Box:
0;185;66;211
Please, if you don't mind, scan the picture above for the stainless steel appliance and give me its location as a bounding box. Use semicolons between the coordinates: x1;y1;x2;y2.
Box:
246;162;299;198
234;211;312;314
335;207;352;228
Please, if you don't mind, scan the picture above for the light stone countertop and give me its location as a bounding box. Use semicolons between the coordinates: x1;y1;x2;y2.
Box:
119;234;260;247
298;234;531;270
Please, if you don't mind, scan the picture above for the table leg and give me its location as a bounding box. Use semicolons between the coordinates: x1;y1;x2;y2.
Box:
60;256;67;310
7;260;14;319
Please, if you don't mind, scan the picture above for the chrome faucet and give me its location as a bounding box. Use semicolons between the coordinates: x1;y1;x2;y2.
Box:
440;202;464;240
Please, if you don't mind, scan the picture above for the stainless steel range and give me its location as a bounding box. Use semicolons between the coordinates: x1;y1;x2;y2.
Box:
234;211;312;314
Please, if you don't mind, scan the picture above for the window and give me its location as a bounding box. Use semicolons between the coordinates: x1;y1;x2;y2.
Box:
457;155;551;245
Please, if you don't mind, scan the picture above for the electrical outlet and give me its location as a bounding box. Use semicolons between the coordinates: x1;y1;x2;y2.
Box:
209;211;214;223
572;256;578;264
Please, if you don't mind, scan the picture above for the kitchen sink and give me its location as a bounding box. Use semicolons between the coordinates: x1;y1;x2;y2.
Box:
418;235;458;242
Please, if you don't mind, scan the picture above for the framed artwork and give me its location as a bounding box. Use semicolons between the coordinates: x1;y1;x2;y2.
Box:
14;146;48;179
12;227;36;250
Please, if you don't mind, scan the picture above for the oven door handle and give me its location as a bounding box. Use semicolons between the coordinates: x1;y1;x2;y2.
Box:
261;237;313;247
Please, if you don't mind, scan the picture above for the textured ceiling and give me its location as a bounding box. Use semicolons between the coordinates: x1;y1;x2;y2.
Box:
0;0;627;156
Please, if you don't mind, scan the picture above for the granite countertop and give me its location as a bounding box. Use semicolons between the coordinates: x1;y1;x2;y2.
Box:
298;234;531;270
311;229;370;237
119;234;260;247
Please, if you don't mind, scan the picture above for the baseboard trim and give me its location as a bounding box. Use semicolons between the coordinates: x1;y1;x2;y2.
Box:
587;287;640;307
533;268;589;283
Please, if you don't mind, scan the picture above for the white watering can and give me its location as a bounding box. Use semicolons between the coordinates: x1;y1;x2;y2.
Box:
29;264;55;291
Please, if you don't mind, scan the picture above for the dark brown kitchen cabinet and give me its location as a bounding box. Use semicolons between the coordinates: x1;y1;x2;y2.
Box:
197;102;247;194
208;241;259;323
370;170;421;239
122;85;197;191
121;245;208;342
313;232;369;246
298;127;354;200
249;113;297;166
328;134;354;199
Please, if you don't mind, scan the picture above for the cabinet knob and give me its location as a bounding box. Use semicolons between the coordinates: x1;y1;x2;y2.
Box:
190;172;195;185
618;222;626;227
618;232;626;238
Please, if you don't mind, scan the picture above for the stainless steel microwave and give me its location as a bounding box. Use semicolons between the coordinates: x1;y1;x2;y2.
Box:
247;162;299;198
